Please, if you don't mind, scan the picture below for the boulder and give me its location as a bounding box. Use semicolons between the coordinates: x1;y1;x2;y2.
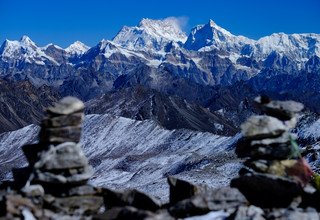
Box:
231;173;302;207
167;177;209;204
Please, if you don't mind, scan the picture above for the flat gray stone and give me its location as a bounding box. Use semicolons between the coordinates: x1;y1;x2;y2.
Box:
42;113;84;128
254;96;304;120
241;115;288;139
39;125;81;143
47;96;84;115
34;142;88;170
34;165;93;184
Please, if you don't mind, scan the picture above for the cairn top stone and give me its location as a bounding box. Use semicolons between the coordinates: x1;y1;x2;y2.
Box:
254;96;304;120
47;96;84;115
241;115;288;139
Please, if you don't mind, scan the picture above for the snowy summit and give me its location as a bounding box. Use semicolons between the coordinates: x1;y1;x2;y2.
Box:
112;18;187;51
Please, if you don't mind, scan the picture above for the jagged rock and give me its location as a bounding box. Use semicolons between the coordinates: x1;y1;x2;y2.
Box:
42;113;84;128
254;96;304;120
167;177;209;204
21;184;44;197
102;188;161;212
47;96;84;116
39;125;82;143
34;142;88;171
231;173;303;207
169;187;247;218
231;205;265;220
241;115;288;139
46;195;104;215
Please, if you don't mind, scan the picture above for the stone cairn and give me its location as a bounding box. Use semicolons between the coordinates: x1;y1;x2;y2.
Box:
231;96;313;207
2;97;105;219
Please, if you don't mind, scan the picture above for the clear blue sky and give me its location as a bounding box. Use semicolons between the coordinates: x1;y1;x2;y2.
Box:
1;0;319;47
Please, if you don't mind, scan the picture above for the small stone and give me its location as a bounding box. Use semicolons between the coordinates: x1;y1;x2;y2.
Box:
241;115;288;139
21;184;44;197
47;96;84;116
68;185;98;196
254;96;304;120
42;113;84;128
39;125;82;144
34;142;88;171
232;205;265;220
250;132;292;146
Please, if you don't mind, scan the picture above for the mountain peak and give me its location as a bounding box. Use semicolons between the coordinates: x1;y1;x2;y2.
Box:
113;17;187;51
65;41;90;55
208;19;216;27
20;35;36;46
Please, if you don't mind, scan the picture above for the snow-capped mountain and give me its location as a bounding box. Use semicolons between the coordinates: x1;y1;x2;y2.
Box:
113;18;187;51
184;19;254;55
0;35;59;65
65;41;90;55
184;20;320;64
0;17;320;111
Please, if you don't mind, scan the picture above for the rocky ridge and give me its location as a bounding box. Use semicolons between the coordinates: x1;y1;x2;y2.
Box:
1;96;320;219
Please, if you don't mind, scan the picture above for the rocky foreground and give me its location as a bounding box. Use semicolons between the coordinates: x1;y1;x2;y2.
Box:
1;97;320;219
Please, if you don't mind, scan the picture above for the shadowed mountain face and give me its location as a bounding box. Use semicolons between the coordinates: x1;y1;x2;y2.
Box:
86;86;238;136
0;79;60;133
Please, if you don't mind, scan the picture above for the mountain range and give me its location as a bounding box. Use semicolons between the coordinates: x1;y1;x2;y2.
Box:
0;18;319;133
1;17;320;202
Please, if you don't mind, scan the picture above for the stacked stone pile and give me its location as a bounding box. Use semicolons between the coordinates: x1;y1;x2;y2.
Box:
30;96;92;186
231;96;313;207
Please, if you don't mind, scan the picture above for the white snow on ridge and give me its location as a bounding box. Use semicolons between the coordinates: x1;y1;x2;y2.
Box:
0;114;239;202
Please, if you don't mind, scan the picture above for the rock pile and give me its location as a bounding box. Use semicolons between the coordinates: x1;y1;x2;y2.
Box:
0;97;106;219
231;96;313;207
